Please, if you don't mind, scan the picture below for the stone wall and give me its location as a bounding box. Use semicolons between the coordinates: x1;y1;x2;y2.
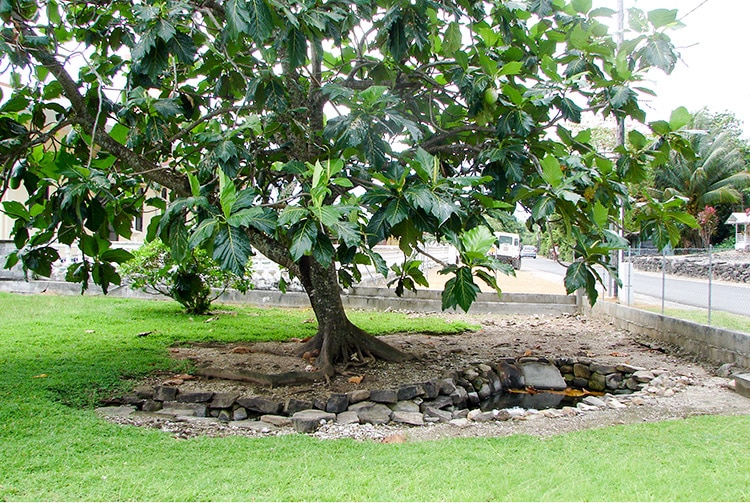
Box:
631;255;750;283
103;357;657;434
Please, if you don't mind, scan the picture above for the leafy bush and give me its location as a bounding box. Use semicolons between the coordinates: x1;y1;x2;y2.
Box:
120;240;252;314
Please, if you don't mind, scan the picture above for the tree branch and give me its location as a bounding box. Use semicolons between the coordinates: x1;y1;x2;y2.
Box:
22;32;191;196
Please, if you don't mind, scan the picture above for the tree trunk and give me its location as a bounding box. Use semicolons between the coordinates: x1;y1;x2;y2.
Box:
295;257;412;376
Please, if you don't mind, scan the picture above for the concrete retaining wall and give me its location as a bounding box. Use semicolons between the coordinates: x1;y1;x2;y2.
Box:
0;279;579;316
591;301;750;369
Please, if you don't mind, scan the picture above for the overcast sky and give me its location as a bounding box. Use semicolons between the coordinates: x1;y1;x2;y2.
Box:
599;0;750;136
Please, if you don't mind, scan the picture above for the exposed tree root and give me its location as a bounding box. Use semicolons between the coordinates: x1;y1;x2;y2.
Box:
194;321;414;387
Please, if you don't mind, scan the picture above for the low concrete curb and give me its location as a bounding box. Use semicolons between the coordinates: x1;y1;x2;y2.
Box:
0;280;580;316
591;301;750;369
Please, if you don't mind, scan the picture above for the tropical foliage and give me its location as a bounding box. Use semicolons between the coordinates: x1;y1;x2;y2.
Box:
120;239;253;314
0;0;695;375
651;110;750;246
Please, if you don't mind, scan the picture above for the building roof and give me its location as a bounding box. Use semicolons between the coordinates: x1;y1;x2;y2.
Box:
725;211;750;225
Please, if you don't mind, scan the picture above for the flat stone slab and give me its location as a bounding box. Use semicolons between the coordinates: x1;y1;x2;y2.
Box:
231;420;276;432
260;414;292;427
392;411;424;426
519;362;567;390
734;373;750;399
291;410;336;433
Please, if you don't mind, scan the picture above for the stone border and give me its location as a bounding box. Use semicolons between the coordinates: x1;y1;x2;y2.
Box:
100;357;658;434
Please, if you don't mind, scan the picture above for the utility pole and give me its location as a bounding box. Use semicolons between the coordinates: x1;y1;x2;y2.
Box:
612;0;626;299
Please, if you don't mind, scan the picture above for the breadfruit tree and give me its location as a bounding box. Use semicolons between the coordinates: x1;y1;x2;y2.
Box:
0;0;692;378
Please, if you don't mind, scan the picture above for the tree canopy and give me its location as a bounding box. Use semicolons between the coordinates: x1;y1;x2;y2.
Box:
0;0;696;376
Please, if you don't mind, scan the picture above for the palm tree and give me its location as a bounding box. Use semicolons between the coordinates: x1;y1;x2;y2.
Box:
653;111;750;247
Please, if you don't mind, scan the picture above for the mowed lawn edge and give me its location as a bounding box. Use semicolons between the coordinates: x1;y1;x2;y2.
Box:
1;292;748;501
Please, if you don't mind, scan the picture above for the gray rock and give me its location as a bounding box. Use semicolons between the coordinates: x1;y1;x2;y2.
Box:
133;386;155;399
142;399;162;412
232;420;276;432
348;400;376;412
449;418;471;428
389;400;420;413
483;370;503;394
582;396;606;408
476;382;492;400
291;409;336;433
422;406;452;422
325;394;349;414
237;396;282;415
572;377;590;388
284;398;313;416
588;372;606;391
95;406;136;417
176;391;214;403
392;411;424;426
437;378;457;395
159;402;207;417
493;409;512;421
617;364;644;373
590;363;618;375
369;389;398;404
496;361;524;389
573;363;591;379
450;386;468;408
467;391;480;406
519;362;567;390
153;386;178;401
313;397;327;410
261;414;292;427
120;393;145;406
397;384;424;401
605;373;623;390
336;411;360;425
467;409;494;422
210;393;240;409
217;409;233;421
233;407;249;421
632;370;656;383
421;395;454;411
347;389;370;403
478;363;492;373
356;403;393;424
421;380;440;399
717;363;736;378
463;369;479;381
452;408;469;419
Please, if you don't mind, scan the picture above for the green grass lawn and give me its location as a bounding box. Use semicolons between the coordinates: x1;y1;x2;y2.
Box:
635;303;750;334
1;292;749;501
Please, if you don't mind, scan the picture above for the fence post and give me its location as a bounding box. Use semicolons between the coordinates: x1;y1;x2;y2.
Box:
627;247;632;306
661;249;666;315
708;243;714;326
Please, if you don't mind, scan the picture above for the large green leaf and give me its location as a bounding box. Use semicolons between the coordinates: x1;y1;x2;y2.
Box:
247;0;275;43
564;261;597;304
228;207;277;234
289;219;318;261
460;226;496;257
642;34;677;73
213;225;252;276
441;266;480;312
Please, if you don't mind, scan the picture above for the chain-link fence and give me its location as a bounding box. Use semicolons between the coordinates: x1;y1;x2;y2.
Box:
618;247;750;326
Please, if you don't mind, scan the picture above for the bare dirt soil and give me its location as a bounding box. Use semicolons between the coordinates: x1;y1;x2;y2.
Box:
131;310;750;441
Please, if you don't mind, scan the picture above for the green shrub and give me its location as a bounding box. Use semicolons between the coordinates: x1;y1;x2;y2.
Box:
120;240;252;314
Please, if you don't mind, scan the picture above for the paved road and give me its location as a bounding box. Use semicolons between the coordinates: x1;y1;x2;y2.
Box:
525;257;750;317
